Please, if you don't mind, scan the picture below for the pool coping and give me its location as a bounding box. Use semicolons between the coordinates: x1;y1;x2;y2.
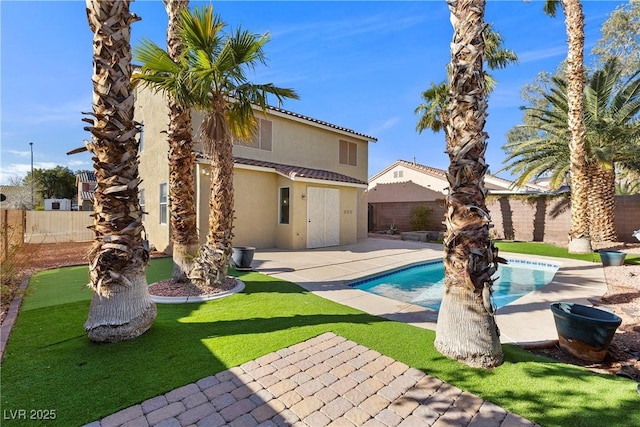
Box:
252;239;607;347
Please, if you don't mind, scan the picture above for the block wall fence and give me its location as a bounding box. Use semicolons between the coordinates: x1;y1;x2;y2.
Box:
369;194;640;244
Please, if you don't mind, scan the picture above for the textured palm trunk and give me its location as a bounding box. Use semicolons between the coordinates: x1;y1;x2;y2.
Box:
191;97;234;288
435;0;503;369
84;0;156;342
588;162;618;244
164;0;199;282
563;0;592;254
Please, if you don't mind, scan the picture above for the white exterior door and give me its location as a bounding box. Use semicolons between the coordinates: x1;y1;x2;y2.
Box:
307;187;340;249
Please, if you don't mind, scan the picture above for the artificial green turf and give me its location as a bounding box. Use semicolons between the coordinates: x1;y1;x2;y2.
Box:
2;256;639;427
496;240;640;265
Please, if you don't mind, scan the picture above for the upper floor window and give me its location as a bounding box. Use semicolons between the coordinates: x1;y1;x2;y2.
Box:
234;118;272;151
159;183;167;225
393;170;403;178
339;140;357;166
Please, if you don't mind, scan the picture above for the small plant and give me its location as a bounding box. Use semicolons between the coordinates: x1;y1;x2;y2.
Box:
409;205;433;231
0;225;31;314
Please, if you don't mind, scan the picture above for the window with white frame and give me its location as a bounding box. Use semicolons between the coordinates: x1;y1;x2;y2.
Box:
393;170;403;178
159;183;167;225
339;140;357;166
139;189;146;215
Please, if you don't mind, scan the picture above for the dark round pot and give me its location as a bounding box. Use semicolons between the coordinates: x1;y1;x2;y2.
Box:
232;247;255;270
550;302;622;362
598;250;626;267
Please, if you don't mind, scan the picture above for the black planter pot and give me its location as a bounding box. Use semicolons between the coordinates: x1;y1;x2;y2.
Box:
598;250;626;267
232;247;255;270
550;302;622;362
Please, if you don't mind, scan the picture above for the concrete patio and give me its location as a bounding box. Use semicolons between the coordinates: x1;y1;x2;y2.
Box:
252;237;608;347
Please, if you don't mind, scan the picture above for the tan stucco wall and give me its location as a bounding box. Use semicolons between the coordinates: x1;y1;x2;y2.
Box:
233;168;278;248
233;111;369;184
136;85;371;252
135;86;171;253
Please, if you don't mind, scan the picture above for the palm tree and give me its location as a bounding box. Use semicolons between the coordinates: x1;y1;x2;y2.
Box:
84;0;156;343
503;59;640;244
415;23;518;134
163;0;199;283
434;0;503;369
134;6;298;288
544;0;591;253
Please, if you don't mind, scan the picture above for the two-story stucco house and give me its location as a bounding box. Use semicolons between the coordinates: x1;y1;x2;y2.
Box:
76;171;97;211
134;85;377;253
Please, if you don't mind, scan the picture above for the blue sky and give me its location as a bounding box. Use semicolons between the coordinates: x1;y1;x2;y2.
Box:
0;0;626;185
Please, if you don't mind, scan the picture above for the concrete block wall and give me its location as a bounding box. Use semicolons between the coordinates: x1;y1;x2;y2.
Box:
369;194;640;244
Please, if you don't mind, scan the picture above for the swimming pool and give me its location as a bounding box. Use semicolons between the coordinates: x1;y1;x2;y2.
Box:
349;259;559;311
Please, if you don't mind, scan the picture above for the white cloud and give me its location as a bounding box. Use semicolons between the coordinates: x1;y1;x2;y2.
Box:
368;117;400;136
518;45;567;64
67;159;90;167
5;149;31;158
0;161;76;185
4;97;91;126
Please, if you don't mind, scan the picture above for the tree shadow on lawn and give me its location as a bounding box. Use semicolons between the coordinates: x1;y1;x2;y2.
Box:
427;344;640;427
1;277;388;425
3;273;639;427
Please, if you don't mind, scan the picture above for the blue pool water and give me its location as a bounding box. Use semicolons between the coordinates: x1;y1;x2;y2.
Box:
350;259;559;311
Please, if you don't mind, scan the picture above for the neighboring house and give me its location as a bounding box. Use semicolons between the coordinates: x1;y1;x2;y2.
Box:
368;159;547;198
76;171;97;211
134;85;377;252
367;159;548;233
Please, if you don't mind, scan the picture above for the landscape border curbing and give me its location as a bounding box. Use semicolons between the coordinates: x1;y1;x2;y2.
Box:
150;278;245;304
0;275;30;362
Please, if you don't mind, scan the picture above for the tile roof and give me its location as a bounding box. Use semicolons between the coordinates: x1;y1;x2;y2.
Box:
197;154;367;186
77;171;97;183
234;157;367;186
80;191;94;201
264;106;377;142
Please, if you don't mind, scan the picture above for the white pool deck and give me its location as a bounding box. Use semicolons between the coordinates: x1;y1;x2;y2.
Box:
251;237;608;347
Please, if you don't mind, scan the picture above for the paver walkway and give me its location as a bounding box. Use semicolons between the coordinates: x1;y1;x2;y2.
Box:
85;333;538;427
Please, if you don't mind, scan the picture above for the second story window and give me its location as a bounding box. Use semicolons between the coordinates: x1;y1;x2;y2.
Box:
234;118;272;151
393;170;403;178
339;140;357;166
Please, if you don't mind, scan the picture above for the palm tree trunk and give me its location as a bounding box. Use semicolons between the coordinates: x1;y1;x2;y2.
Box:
84;0;156;342
191;98;234;288
588;162;618;245
164;0;199;282
563;0;592;254
435;0;503;369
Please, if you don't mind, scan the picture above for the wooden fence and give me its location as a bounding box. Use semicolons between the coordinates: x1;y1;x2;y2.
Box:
1;210;25;262
0;210;93;261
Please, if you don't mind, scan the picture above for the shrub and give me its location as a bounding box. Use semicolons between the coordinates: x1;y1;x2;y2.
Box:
1;225;31;317
409;205;433;231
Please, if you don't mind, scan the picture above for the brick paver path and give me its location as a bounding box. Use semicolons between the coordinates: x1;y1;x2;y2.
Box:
85;333;539;427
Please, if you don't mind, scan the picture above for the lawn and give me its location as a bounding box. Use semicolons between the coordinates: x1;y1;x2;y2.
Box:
1;246;639;427
495;241;640;264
